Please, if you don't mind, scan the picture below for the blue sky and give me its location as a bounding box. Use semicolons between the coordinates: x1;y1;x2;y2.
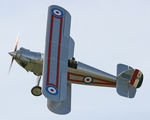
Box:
0;0;150;120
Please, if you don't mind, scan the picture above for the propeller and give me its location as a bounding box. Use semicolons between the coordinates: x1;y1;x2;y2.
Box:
8;35;19;73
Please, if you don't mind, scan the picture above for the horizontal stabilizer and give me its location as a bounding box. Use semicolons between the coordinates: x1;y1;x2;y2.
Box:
116;64;143;98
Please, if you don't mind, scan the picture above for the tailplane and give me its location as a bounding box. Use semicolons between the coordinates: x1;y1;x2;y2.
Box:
116;64;143;98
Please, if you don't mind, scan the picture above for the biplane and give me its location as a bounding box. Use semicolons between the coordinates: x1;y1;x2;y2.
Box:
8;5;143;115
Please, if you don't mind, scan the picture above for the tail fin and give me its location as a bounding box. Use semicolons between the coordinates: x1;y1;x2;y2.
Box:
116;64;143;98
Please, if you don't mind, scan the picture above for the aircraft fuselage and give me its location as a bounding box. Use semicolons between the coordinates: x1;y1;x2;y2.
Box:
9;47;116;88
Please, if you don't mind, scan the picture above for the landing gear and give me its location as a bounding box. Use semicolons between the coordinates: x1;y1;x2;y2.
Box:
31;86;42;96
31;76;42;96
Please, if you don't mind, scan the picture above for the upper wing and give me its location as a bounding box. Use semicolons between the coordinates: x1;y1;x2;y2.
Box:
43;5;74;102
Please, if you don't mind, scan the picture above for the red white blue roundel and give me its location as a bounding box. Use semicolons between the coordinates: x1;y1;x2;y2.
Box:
52;8;63;17
46;86;58;95
83;76;93;84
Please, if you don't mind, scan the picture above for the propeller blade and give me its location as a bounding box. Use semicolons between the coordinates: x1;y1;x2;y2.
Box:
8;34;19;73
8;57;14;73
14;35;19;52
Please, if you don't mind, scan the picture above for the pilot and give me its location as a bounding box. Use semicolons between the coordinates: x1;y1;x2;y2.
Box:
68;57;77;68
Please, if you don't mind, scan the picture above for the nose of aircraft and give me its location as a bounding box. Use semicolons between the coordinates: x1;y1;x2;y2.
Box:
9;51;17;57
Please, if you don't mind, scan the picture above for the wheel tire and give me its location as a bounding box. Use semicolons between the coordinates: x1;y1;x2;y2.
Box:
31;86;42;96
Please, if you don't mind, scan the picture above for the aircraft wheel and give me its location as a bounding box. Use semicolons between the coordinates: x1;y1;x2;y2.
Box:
31;86;42;96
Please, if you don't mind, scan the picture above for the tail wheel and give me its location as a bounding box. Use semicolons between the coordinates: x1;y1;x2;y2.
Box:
31;86;42;96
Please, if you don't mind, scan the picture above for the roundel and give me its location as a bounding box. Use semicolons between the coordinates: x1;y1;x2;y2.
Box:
83;76;93;84
52;8;63;17
46;85;58;95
